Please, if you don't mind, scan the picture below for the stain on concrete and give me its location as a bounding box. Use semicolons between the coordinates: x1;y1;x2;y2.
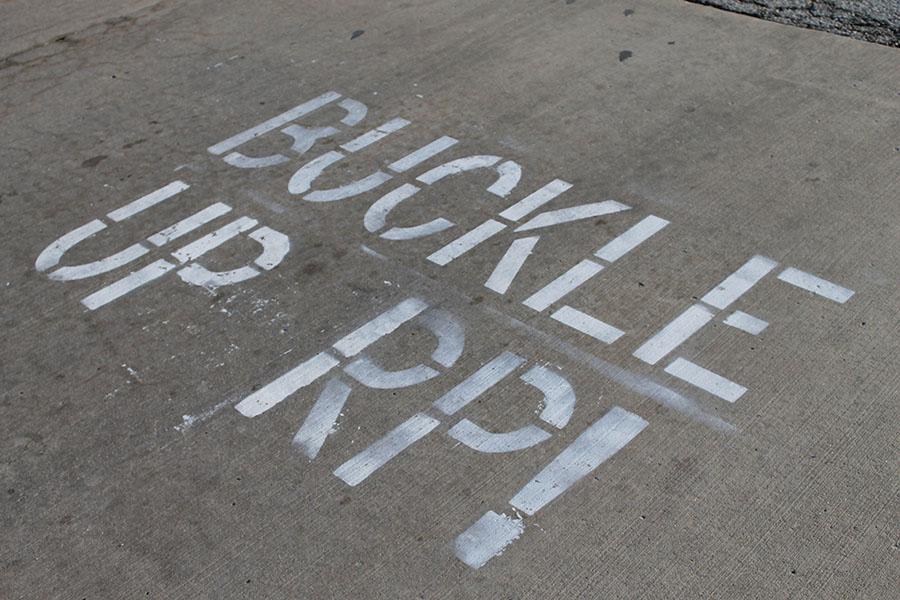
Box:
302;262;325;275
81;155;107;168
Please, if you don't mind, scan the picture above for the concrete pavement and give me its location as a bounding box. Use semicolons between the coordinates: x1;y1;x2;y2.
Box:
1;0;898;598
689;1;900;47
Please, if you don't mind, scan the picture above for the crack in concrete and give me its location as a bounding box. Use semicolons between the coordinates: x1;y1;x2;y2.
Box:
0;1;169;73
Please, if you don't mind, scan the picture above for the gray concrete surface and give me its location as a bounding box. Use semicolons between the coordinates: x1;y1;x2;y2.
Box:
1;0;898;598
0;0;162;58
689;0;900;47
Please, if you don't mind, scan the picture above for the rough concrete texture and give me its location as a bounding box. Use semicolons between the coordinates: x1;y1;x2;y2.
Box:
688;0;900;47
1;0;899;598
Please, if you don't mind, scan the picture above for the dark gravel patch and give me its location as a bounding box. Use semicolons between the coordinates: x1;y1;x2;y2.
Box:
687;0;900;47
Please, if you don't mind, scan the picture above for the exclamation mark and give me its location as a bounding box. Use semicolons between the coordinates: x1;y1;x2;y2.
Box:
454;406;648;568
